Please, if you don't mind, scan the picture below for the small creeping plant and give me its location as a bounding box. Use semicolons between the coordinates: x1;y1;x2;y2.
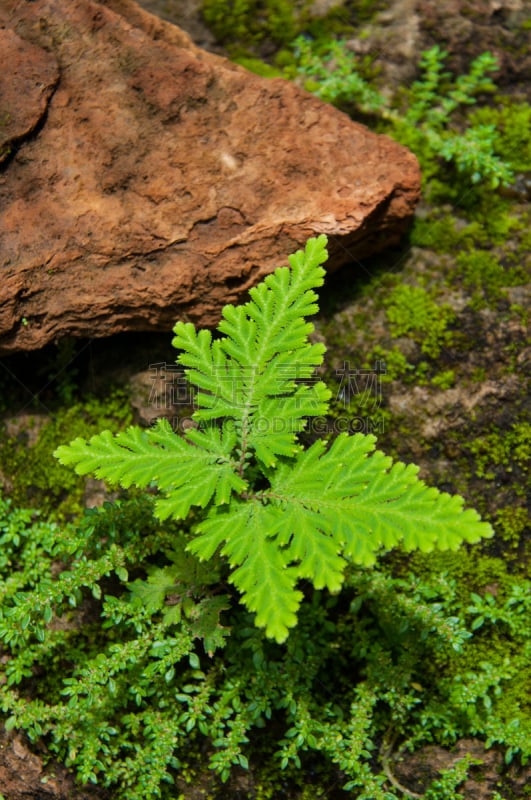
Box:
55;236;493;642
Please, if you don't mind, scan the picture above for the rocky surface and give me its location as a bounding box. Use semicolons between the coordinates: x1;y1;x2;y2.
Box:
416;0;531;85
0;0;420;355
392;738;528;800
0;28;59;166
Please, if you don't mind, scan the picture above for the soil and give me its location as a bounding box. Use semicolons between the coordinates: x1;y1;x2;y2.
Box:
0;728;107;800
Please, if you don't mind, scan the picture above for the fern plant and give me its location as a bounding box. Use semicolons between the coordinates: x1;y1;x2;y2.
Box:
290;40;514;188
55;236;492;643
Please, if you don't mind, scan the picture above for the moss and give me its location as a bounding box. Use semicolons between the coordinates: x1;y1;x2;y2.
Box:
495;506;529;547
467;422;530;483
364;345;414;382
406;550;521;601
0;390;133;518
460;194;523;245
420;183;525;252
326;396;391;438
233;56;284;77
451;632;530;720
443;422;531;547
384;284;456;359
515;223;531;261
410;213;465;252
455;250;527;310
201;0;377;57
431;370;455;390
201;0;303;50
412;184;528;260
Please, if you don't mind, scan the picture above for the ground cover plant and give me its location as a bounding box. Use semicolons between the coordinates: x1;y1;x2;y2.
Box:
288;39;515;190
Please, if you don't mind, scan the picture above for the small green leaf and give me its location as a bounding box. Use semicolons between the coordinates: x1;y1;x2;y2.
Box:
188;652;200;669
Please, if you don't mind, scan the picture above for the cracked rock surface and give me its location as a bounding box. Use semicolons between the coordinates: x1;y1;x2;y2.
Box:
0;0;420;354
0;28;59;166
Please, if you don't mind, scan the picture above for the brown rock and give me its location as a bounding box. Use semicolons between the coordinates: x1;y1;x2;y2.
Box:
0;28;59;165
0;0;420;355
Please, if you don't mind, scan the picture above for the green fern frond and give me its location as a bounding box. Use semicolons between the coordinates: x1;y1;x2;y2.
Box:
55;418;246;519
172;235;331;465
190;501;303;643
188;432;492;641
272;433;491;563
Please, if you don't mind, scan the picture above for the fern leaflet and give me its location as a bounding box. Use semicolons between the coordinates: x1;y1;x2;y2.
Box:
55;418;246;519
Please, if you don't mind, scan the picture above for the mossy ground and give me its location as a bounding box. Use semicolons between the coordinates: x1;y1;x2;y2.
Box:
0;390;132;518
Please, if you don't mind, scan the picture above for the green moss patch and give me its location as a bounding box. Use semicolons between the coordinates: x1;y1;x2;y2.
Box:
0;391;132;518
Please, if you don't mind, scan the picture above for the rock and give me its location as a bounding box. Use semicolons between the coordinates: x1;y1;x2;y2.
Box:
129;364;187;427
0;29;59;165
0;0;420;355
